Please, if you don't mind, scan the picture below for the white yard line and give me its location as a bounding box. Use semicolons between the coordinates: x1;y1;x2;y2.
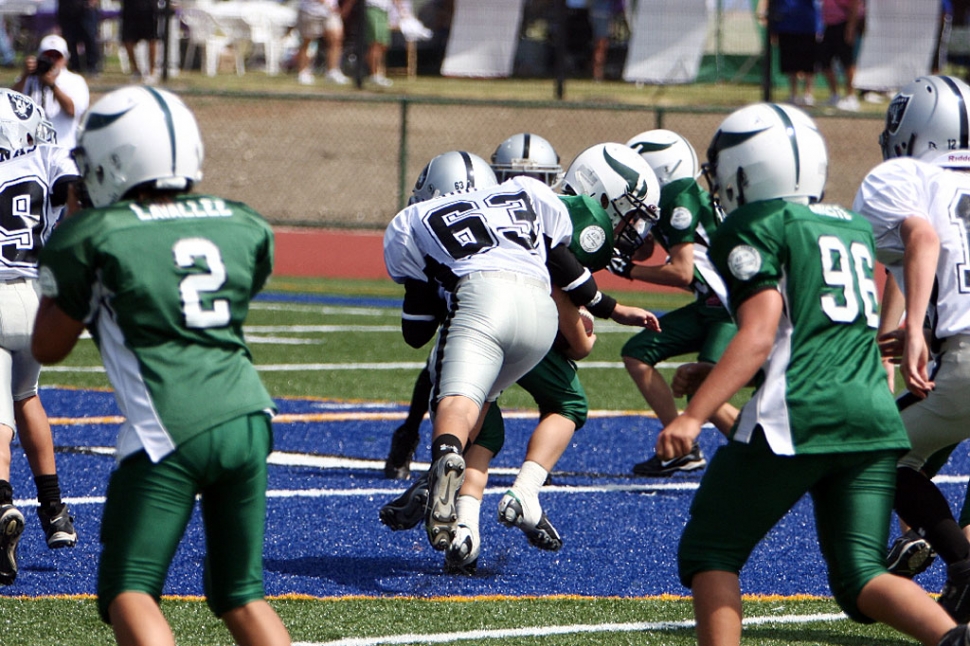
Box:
293;613;849;646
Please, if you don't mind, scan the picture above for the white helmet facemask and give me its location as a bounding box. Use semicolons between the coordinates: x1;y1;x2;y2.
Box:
490;132;563;187
562;142;661;256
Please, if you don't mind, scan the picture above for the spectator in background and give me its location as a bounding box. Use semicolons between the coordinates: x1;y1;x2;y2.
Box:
58;0;101;76
416;0;452;74
590;0;623;82
935;0;970;75
0;19;15;68
819;0;863;111
295;0;350;85
12;34;90;150
364;0;404;87
121;0;160;82
564;0;592;76
759;0;818;106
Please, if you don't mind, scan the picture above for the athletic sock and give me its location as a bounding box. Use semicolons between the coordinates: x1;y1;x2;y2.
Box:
512;461;549;501
431;434;462;462
507;461;549;528
0;480;12;505
404;367;433;427
896;466;970;564
456;495;481;535
34;474;62;510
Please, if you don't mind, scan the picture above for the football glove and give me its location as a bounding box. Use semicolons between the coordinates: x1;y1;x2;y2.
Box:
608;251;634;279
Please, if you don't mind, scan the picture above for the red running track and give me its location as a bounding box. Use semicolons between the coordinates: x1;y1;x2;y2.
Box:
273;227;680;293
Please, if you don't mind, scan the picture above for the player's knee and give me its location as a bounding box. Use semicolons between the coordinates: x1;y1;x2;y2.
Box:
556;401;588;430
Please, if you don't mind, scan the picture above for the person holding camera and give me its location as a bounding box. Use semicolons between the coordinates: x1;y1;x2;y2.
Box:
12;34;90;149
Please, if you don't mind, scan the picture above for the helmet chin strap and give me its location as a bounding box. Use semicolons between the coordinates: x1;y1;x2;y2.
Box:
613;209;651;256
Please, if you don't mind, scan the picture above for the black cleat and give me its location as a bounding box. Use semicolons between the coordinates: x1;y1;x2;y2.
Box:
443;524;479;575
424;453;465;551
384;424;421;480
0;505;25;586
632;443;707;477
37;502;77;549
886;529;935;578
940;560;970;624
938;624;970;646
379;473;429;531
497;491;562;552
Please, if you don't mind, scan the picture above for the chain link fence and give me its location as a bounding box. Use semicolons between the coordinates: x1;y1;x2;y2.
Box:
186;92;884;230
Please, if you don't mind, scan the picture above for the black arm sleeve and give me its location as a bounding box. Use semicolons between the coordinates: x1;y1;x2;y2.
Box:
401;279;446;348
546;243;617;319
50;175;81;208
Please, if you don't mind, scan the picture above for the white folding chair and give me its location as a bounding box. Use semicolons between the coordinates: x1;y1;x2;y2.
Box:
240;3;292;76
181;6;245;76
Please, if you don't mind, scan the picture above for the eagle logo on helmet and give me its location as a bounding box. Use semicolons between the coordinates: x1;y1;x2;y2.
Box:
7;93;32;121
629;140;673;156
603;148;648;198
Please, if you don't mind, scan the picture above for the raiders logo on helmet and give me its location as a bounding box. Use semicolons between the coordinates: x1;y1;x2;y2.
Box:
7;92;33;121
885;94;910;136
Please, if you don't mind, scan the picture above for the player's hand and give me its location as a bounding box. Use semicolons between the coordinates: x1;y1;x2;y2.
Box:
901;331;934;399
607;250;633;279
22;55;36;76
655;415;702;461
877;329;905;362
671;362;715;398
610;304;661;331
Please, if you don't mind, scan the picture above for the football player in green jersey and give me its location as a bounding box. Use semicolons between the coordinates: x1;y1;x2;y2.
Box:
31;87;290;646
616;129;737;477
655;102;965;646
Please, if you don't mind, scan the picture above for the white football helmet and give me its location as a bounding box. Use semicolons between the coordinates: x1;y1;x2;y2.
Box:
73;86;204;208
0;89;54;152
625;129;699;187
706;103;828;217
880;75;970;161
561;142;661;255
490;132;563;187
409;150;498;205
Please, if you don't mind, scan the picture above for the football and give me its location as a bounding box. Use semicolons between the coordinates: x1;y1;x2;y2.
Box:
578;306;594;336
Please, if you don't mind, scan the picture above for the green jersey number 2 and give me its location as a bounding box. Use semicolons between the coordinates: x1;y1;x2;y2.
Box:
173;237;231;329
818;235;879;328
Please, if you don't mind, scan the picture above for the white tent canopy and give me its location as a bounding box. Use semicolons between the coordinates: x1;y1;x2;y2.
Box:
855;0;939;92
441;0;525;78
624;0;710;84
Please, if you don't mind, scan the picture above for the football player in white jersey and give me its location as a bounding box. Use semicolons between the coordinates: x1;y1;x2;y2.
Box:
0;89;80;586
384;147;660;554
853;75;970;624
382;141;664;572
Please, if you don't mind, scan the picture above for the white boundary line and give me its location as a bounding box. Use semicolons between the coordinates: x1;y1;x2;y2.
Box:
31;448;968;508
293;612;848;646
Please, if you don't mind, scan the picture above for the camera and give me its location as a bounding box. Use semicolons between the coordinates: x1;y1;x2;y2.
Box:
31;54;55;77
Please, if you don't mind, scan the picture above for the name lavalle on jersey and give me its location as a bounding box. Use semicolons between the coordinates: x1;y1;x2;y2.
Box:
128;198;234;222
